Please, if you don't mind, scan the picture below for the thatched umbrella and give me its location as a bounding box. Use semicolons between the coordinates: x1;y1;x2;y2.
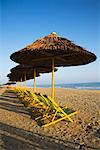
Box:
4;82;16;85
10;65;57;92
7;71;40;83
10;32;97;100
10;64;57;73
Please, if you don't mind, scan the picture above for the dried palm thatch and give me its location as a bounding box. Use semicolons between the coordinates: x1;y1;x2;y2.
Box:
10;32;97;67
10;65;58;74
7;71;40;82
4;82;16;85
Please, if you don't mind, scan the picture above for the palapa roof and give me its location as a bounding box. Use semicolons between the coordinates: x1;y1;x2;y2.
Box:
10;32;97;67
7;71;40;82
10;65;58;74
4;82;16;85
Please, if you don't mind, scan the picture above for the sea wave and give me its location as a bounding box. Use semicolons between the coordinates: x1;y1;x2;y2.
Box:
75;86;100;90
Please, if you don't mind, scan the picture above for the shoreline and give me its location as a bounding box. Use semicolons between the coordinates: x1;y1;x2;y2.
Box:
6;85;100;91
24;86;100;91
16;86;100;92
1;81;99;90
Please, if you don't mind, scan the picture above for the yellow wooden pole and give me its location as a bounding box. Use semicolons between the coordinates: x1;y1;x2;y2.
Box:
52;58;55;101
34;69;36;93
20;78;22;87
24;74;26;87
18;82;20;87
16;82;19;88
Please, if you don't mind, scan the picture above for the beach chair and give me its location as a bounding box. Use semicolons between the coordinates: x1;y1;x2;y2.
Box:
29;93;78;127
17;90;48;113
13;88;78;127
13;87;32;106
42;95;78;127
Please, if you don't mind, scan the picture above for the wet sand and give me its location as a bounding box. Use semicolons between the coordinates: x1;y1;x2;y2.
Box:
0;87;100;149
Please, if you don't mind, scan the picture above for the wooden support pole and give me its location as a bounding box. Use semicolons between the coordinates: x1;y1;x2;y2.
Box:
24;74;26;87
16;82;18;87
34;69;36;93
52;58;55;101
20;78;22;87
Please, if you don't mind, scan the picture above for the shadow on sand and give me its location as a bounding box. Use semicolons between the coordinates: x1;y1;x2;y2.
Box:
0;90;29;115
0;122;78;150
1;122;99;150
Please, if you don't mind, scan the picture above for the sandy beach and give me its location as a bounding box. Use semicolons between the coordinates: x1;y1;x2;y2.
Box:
0;86;100;149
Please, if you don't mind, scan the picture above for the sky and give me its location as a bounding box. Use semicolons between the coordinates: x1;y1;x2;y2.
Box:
0;0;100;85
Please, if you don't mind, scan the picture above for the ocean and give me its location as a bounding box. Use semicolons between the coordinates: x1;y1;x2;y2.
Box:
28;82;100;90
1;82;100;90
